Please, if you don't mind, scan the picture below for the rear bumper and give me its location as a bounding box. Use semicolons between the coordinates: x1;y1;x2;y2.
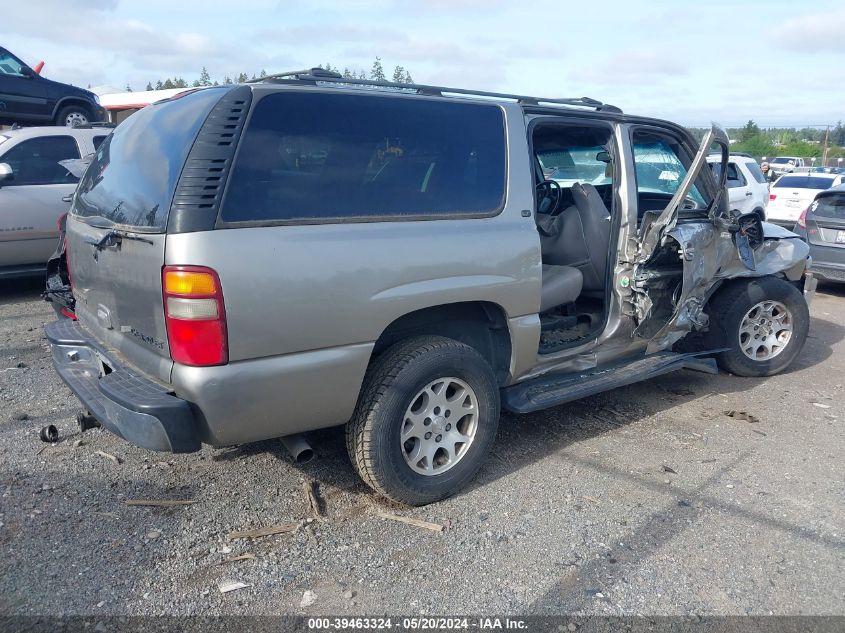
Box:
45;319;200;453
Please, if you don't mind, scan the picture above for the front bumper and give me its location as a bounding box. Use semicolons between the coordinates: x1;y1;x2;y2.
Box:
45;319;200;453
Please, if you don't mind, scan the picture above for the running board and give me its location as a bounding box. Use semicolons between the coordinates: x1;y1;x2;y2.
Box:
502;351;718;414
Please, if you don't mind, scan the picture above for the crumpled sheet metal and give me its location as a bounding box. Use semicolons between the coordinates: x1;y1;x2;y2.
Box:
646;222;809;351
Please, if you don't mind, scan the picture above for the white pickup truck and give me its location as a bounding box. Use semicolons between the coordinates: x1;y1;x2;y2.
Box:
769;156;805;176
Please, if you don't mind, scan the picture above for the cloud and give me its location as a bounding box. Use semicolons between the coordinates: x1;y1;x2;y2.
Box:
569;50;689;87
771;10;845;53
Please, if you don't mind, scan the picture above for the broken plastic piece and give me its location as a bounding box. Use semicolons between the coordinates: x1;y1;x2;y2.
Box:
39;425;58;443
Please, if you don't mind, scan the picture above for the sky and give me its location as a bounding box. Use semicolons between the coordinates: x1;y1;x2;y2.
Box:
3;0;844;127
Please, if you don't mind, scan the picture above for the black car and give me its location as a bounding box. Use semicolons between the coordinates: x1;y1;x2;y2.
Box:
0;46;105;127
793;184;845;283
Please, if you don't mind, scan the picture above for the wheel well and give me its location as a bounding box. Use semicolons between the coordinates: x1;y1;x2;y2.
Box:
372;302;512;385
53;98;93;119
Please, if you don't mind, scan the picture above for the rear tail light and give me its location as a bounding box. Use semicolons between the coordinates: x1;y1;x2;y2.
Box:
797;207;809;229
769;194;777;201
162;266;228;366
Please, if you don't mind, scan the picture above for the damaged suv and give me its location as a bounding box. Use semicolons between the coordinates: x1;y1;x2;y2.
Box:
45;69;815;505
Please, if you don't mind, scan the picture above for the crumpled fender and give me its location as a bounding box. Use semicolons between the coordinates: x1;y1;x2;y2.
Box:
645;221;810;351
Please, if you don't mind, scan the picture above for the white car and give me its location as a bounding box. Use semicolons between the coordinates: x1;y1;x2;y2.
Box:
0;125;110;277
767;173;845;227
707;154;769;219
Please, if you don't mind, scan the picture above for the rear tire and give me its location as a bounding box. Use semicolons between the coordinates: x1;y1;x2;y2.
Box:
346;336;500;506
708;276;809;377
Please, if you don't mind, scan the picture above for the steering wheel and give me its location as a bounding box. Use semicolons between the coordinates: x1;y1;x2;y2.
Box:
536;180;563;215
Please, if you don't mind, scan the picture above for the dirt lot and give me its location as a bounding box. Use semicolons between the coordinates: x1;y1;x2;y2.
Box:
0;277;843;618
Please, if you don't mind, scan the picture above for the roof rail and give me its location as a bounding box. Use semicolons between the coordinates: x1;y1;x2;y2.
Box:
248;67;622;113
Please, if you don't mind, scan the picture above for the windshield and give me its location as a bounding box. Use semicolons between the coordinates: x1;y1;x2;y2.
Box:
539;146;611;186
73;87;225;231
774;175;836;190
772;157;797;165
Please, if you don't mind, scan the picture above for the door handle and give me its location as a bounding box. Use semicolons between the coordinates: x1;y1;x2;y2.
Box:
745;192;752;197
61;194;73;203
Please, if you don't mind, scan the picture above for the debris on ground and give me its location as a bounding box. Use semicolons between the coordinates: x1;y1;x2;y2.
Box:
375;510;446;533
94;450;121;465
39;425;58;443
124;499;196;507
218;580;250;594
226;520;304;540
811;402;831;409
723;410;760;423
300;590;317;607
12;411;30;421
218;553;255;565
582;495;600;504
303;479;325;521
73;439;83;448
660;465;678;474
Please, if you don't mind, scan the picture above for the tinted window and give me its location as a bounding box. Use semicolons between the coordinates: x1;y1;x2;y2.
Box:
774;176;836;190
92;135;108;150
0;136;80;185
221;92;506;223
812;194;845;219
73;87;226;231
745;161;767;184
708;161;746;187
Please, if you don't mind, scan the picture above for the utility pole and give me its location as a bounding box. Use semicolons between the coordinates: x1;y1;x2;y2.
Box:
822;126;830;166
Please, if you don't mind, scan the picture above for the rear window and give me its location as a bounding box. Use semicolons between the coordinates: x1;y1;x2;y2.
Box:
92;135;108;150
774;176;835;190
220;92;506;223
73;87;226;231
772;157;798;165
812;194;845;219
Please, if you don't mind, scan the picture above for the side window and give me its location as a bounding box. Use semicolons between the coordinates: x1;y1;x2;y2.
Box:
0;50;26;77
221;92;506;223
92;135;108;151
633;130;712;218
0;136;80;186
726;163;746;189
745;161;767;184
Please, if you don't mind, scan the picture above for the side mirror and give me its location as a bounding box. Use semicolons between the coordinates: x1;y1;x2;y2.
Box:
20;66;35;78
0;163;13;186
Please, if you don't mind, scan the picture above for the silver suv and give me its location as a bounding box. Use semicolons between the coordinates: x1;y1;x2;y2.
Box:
46;70;816;505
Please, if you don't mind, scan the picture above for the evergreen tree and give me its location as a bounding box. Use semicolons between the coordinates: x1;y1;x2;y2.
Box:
259;69;267;78
198;66;212;86
174;77;188;88
392;65;405;83
125;84;132;92
237;72;249;83
739;120;761;143
403;70;414;84
343;67;353;79
145;82;154;91
370;57;386;81
161;79;173;89
223;76;233;85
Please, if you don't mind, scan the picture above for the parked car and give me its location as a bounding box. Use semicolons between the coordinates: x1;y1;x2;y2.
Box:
769;156;805;176
792;184;845;283
0;46;106;127
707;154;769;219
0;126;110;277
766;173;845;227
45;71;814;505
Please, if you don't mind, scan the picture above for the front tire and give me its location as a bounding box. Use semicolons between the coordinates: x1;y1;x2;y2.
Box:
346;336;500;506
709;276;809;377
56;105;91;127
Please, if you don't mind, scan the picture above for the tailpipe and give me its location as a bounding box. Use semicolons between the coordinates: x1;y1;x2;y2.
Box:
280;434;314;464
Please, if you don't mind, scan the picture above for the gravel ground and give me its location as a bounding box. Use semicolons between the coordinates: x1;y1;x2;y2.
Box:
0;276;843;617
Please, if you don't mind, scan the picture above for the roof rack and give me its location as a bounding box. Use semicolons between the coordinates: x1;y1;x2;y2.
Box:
72;122;117;129
247;67;622;113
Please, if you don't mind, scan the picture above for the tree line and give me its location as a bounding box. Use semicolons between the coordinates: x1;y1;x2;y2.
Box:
138;57;413;92
688;120;845;162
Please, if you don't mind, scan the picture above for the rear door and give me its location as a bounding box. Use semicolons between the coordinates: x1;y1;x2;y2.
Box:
66;87;227;383
0;134;79;266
